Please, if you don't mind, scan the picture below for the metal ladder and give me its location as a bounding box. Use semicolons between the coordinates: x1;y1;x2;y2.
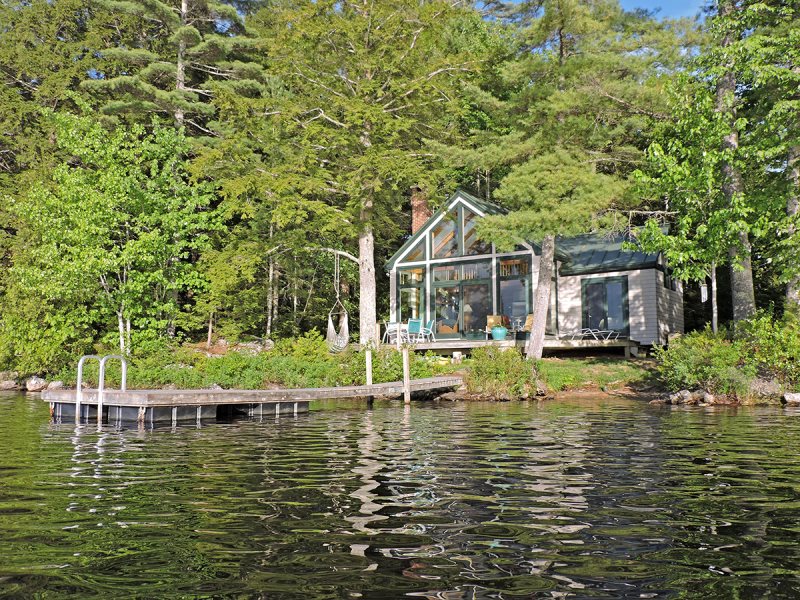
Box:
75;354;127;425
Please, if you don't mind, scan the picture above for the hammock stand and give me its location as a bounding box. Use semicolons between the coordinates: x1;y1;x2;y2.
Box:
326;253;349;353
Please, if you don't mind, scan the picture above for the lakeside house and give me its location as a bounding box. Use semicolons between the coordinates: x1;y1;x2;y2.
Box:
385;189;683;348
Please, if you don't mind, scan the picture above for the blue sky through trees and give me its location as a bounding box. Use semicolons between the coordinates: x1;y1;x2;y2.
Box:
620;0;705;18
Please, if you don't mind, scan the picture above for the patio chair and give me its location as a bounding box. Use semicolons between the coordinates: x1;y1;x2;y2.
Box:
382;321;402;344
568;328;602;340
406;318;423;343
420;318;436;342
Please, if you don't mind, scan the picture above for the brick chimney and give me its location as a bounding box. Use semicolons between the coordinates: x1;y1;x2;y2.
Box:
411;186;432;233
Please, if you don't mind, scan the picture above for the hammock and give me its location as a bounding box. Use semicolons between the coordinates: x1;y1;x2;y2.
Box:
325;254;349;353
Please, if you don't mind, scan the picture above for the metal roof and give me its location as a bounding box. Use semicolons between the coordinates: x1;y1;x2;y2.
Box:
557;232;660;276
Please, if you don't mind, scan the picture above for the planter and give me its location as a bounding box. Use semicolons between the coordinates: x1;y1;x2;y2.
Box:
491;325;508;341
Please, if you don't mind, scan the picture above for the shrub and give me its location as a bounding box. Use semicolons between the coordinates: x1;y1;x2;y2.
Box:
735;313;800;389
655;327;754;396
465;347;537;397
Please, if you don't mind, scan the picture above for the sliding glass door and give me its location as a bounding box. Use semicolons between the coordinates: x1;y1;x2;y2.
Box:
432;261;491;338
582;276;629;335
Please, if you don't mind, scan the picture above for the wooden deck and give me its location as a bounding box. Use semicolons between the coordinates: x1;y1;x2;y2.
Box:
42;375;464;425
394;337;640;357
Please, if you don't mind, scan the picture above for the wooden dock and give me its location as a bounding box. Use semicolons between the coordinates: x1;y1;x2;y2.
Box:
42;375;464;426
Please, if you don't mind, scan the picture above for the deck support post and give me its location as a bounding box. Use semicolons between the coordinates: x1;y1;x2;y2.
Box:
365;349;374;404
402;347;411;404
365;349;373;386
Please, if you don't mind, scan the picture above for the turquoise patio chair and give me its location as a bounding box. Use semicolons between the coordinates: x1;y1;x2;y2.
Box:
420;318;436;342
406;318;423;343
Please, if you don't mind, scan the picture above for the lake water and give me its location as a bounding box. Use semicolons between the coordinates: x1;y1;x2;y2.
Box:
2;392;800;598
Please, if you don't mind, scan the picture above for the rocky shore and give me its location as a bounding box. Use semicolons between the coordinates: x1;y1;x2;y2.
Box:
0;372;63;393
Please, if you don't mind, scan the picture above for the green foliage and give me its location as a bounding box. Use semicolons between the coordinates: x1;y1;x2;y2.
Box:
655;329;753;397
656;313;800;396
465;347;538;397
0;114;216;373
734;313;800;389
57;340;454;391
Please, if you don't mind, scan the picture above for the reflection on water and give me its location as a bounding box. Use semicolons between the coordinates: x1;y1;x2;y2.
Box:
2;392;800;598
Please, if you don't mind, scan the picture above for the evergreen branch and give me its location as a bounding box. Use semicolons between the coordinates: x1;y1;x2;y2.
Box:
293;68;347;99
300;108;348;129
381;64;473;110
186;119;220;137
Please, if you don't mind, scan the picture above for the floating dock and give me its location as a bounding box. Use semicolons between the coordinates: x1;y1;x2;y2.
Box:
42;375;464;426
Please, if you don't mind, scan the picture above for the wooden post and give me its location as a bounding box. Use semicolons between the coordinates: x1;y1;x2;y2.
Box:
402;346;411;404
365;349;374;406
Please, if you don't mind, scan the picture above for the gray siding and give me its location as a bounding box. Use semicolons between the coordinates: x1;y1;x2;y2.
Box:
656;277;685;344
556;269;660;344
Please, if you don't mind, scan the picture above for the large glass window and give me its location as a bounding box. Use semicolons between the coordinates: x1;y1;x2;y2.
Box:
498;257;531;330
435;287;460;335
402;237;426;263
432;211;459;259
463;261;491;280
434;265;460;282
463;209;491;255
398;267;425;321
462;283;491;337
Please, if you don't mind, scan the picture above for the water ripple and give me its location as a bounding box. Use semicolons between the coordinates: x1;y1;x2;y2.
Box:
2;394;800;598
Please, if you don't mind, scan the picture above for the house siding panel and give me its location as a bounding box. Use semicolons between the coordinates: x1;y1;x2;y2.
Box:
656;278;684;344
555;269;660;344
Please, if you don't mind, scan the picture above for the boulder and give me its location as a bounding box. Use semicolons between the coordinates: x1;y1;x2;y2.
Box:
0;371;19;381
0;380;20;391
783;392;800;406
46;380;64;391
703;391;716;405
748;378;783;401
25;376;47;392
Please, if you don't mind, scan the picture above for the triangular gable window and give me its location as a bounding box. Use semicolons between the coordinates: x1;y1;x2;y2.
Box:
463;208;491;256
432;210;459;259
399;236;426;263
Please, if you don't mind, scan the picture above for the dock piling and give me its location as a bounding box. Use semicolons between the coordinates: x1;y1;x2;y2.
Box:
402;347;411;404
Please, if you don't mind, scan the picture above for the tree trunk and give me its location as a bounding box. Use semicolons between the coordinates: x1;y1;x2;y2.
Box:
788;144;799;313
117;311;125;354
359;199;378;346
207;311;214;348
266;255;274;338
358;123;378;347
710;263;718;334
175;0;187;125
526;234;555;360
716;0;756;321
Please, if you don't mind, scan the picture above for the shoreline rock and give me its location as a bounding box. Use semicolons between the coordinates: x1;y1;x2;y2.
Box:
25;376;47;392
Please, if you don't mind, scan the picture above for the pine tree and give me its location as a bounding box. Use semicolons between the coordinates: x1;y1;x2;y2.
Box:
197;0;493;345
444;0;696;358
82;0;260;131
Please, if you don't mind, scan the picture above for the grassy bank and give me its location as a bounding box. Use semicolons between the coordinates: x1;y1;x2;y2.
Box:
462;347;657;397
38;332;656;398
53;332;459;390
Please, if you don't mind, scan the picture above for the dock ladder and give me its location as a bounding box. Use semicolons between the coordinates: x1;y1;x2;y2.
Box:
75;354;128;425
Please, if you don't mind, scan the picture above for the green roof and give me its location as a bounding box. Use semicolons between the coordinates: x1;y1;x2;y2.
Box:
557;232;659;276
